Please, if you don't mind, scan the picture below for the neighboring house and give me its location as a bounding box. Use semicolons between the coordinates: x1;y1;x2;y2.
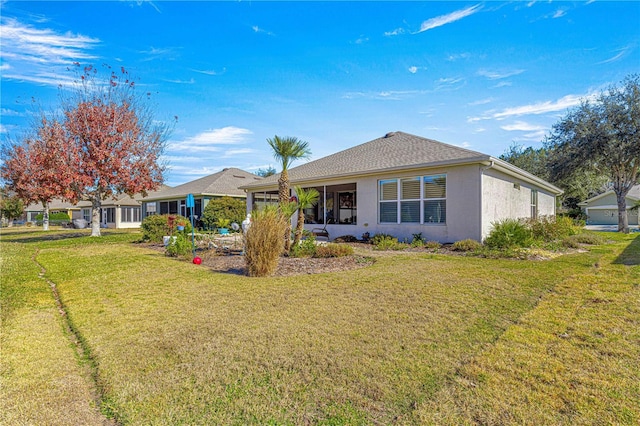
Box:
23;199;80;223
141;167;262;221
23;186;170;229
241;131;563;243
578;185;640;225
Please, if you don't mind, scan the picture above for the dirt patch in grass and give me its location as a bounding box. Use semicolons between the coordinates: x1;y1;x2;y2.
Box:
143;243;375;276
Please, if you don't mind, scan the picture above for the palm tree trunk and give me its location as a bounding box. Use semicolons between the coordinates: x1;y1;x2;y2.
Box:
278;169;292;252
293;208;304;246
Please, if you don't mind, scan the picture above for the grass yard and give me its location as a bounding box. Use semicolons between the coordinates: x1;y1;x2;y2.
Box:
1;228;638;425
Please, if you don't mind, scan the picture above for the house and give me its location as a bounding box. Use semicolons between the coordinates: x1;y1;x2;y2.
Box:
141;167;262;221
75;186;170;229
23;198;80;224
23;187;170;229
578;185;639;225
241;131;563;243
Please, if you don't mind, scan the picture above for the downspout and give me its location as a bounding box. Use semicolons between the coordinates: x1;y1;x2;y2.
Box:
479;160;495;242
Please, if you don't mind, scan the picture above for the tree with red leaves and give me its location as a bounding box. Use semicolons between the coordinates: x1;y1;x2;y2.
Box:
1;117;77;231
2;64;171;236
61;64;172;236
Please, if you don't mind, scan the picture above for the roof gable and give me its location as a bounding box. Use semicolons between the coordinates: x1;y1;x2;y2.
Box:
247;132;489;187
579;184;640;206
145;167;262;200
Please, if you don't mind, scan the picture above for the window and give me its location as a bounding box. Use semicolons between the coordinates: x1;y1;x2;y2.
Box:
145;202;157;217
104;208;115;223
531;189;538;219
379;174;446;224
423;175;446;224
82;208;91;222
338;192;357;224
122;207;141;223
379;179;398;223
400;178;420;223
159;201;179;215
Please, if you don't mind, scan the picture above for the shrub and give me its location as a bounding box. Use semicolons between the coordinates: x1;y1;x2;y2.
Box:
485;218;533;249
371;233;394;245
166;232;193;258
244;206;288;277
290;235;318;258
424;240;442;250
315;243;354;258
528;215;578;242
35;212;70;226
202;196;246;230
141;214;192;242
411;233;425;247
372;235;408;251
35;212;70;222
451;239;482;252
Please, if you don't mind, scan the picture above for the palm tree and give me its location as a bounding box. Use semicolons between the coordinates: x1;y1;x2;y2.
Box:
267;135;311;252
266;136;311;204
292;186;320;246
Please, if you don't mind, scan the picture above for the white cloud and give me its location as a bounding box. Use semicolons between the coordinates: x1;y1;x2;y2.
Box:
164;77;195;84
0;124;8;134
408;66;418;74
470;92;599;122
252;25;275;36
434;77;465;91
553;9;567;18
446;52;471;61
455;141;472;149
223;148;255;158
500;121;545;132
1;108;24;117
0;17;99;86
169;126;253;152
477;69;525;80
492;81;513;88
384;27;405;37
191;67;226;76
468;97;493;106
597;46;632;64
343;90;427;100
353;36;369;45
131;0;161;13
416;4;482;33
138;46;180;61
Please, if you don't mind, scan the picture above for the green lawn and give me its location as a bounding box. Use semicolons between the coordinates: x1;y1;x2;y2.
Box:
1;228;638;425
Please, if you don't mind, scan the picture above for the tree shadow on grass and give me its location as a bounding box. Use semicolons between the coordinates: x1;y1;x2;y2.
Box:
1;232;89;244
612;234;640;265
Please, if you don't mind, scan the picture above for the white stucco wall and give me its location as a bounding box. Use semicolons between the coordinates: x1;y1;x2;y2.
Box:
481;168;556;240
287;164;482;243
249;164;557;244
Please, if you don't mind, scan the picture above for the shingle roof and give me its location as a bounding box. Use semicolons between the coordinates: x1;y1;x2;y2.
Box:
243;131;489;188
144;167;262;201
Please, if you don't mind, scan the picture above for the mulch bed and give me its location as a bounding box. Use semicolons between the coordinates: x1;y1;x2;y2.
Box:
143;243;375;277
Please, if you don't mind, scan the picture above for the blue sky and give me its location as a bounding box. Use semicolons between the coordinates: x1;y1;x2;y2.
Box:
1;1;638;187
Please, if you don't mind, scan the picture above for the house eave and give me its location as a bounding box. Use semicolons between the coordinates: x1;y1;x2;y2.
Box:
488;157;564;195
141;192;247;202
241;155;563;195
241;156;494;192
